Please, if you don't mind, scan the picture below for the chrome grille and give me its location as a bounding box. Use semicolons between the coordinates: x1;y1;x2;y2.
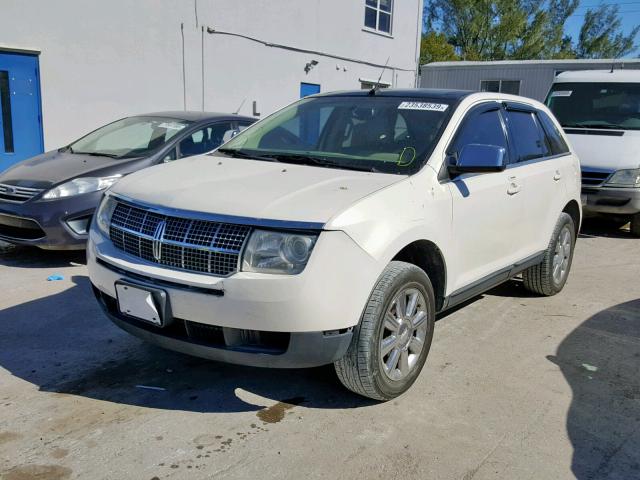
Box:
109;201;251;276
0;183;44;202
581;168;613;187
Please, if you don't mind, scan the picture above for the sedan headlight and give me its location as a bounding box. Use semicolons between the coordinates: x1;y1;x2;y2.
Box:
606;168;640;187
42;175;121;200
242;229;318;274
95;194;117;235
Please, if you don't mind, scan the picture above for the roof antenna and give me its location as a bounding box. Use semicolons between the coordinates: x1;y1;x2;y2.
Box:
233;98;246;115
369;56;390;95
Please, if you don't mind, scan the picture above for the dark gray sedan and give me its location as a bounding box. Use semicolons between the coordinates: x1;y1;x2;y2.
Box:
0;111;255;249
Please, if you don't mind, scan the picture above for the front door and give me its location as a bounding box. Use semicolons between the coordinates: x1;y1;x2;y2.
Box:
445;103;525;291
0;52;44;172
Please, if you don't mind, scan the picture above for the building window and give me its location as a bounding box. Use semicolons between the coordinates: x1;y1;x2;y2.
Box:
480;80;521;95
364;0;393;35
360;80;391;90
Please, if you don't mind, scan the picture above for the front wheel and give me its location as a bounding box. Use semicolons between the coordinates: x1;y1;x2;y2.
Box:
334;261;435;401
522;212;576;296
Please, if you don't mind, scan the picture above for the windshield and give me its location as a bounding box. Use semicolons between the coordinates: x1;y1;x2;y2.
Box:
217;96;452;174
69;116;191;158
546;82;640;131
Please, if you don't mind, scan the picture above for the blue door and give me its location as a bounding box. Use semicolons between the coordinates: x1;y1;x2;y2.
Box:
300;82;320;98
0;52;44;172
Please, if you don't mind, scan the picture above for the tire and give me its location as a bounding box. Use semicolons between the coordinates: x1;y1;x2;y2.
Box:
631;214;640;237
522;212;576;296
334;261;435;401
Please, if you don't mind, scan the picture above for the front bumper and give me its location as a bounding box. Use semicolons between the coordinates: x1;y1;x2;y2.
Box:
581;186;640;216
93;285;353;368
88;226;381;367
0;191;104;249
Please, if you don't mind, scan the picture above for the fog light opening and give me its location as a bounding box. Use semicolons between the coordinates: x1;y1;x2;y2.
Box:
66;215;93;235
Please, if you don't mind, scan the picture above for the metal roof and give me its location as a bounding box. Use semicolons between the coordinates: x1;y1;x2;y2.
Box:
423;58;640;68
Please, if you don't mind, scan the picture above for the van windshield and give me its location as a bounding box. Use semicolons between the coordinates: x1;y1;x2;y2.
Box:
546;82;640;131
216;96;452;174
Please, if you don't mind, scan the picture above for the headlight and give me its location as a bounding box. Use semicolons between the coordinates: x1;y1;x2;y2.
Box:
242;229;318;274
606;168;640;187
42;175;121;199
95;194;117;235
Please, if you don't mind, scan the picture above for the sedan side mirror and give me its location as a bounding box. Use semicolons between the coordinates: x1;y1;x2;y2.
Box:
448;144;507;175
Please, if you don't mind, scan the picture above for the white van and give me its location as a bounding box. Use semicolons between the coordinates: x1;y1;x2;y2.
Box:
546;70;640;235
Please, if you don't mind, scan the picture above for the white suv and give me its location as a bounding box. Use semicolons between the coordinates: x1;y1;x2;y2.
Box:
88;89;581;400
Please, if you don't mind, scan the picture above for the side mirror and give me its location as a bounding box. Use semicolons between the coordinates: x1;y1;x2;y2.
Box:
448;144;507;175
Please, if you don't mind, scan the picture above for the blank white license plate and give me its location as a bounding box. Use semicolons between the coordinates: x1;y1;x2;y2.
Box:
116;283;162;326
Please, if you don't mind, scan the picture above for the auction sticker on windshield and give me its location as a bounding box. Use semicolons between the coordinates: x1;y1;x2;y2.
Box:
398;102;449;112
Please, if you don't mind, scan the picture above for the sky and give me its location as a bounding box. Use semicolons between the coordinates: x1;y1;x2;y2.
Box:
562;0;640;56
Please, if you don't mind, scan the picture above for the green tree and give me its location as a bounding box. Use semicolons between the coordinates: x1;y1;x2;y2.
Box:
423;0;578;60
420;31;459;64
576;4;640;58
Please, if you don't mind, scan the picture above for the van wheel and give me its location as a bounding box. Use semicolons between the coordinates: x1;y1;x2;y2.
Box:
630;214;640;237
334;261;435;401
522;212;576;296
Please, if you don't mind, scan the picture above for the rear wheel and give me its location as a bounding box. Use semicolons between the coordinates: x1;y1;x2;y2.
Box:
523;212;576;296
334;261;435;401
630;214;640;237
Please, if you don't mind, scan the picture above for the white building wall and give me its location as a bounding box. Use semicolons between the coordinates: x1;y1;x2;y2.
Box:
1;0;423;150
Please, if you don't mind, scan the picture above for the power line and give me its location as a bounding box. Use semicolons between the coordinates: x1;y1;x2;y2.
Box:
570;8;640;15
574;0;640;8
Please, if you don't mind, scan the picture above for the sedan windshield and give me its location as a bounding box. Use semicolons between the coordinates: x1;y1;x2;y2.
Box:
217;96;452;174
546;82;640;131
69;116;191;158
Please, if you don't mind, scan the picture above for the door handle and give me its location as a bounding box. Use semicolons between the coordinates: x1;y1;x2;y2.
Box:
553;170;562;181
507;176;521;195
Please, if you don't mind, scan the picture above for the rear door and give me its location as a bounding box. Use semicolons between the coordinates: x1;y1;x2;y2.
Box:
445;102;525;291
503;104;567;255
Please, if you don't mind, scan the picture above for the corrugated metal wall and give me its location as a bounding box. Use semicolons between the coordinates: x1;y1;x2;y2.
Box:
420;61;640;101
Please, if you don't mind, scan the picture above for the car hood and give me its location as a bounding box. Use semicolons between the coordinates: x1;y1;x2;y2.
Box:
0;150;146;189
110;155;405;225
567;130;640;171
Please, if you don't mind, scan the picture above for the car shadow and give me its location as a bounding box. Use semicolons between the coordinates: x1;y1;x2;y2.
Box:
0;275;374;413
578;217;633;239
548;299;640;479
0;241;86;268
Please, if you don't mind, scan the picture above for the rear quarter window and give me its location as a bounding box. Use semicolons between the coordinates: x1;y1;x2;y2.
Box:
537;110;570;155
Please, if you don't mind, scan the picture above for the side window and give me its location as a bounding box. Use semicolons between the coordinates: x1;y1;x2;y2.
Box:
208;122;236;147
537;110;570;155
161;148;177;163
178;123;235;158
449;109;509;158
504;110;546;162
364;0;393;34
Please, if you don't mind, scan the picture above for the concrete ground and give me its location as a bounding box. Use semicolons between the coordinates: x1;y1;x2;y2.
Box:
0;219;639;480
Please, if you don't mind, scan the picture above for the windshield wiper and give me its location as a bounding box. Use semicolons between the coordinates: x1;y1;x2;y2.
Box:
216;148;280;162
73;151;121;158
256;153;379;173
562;123;623;130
